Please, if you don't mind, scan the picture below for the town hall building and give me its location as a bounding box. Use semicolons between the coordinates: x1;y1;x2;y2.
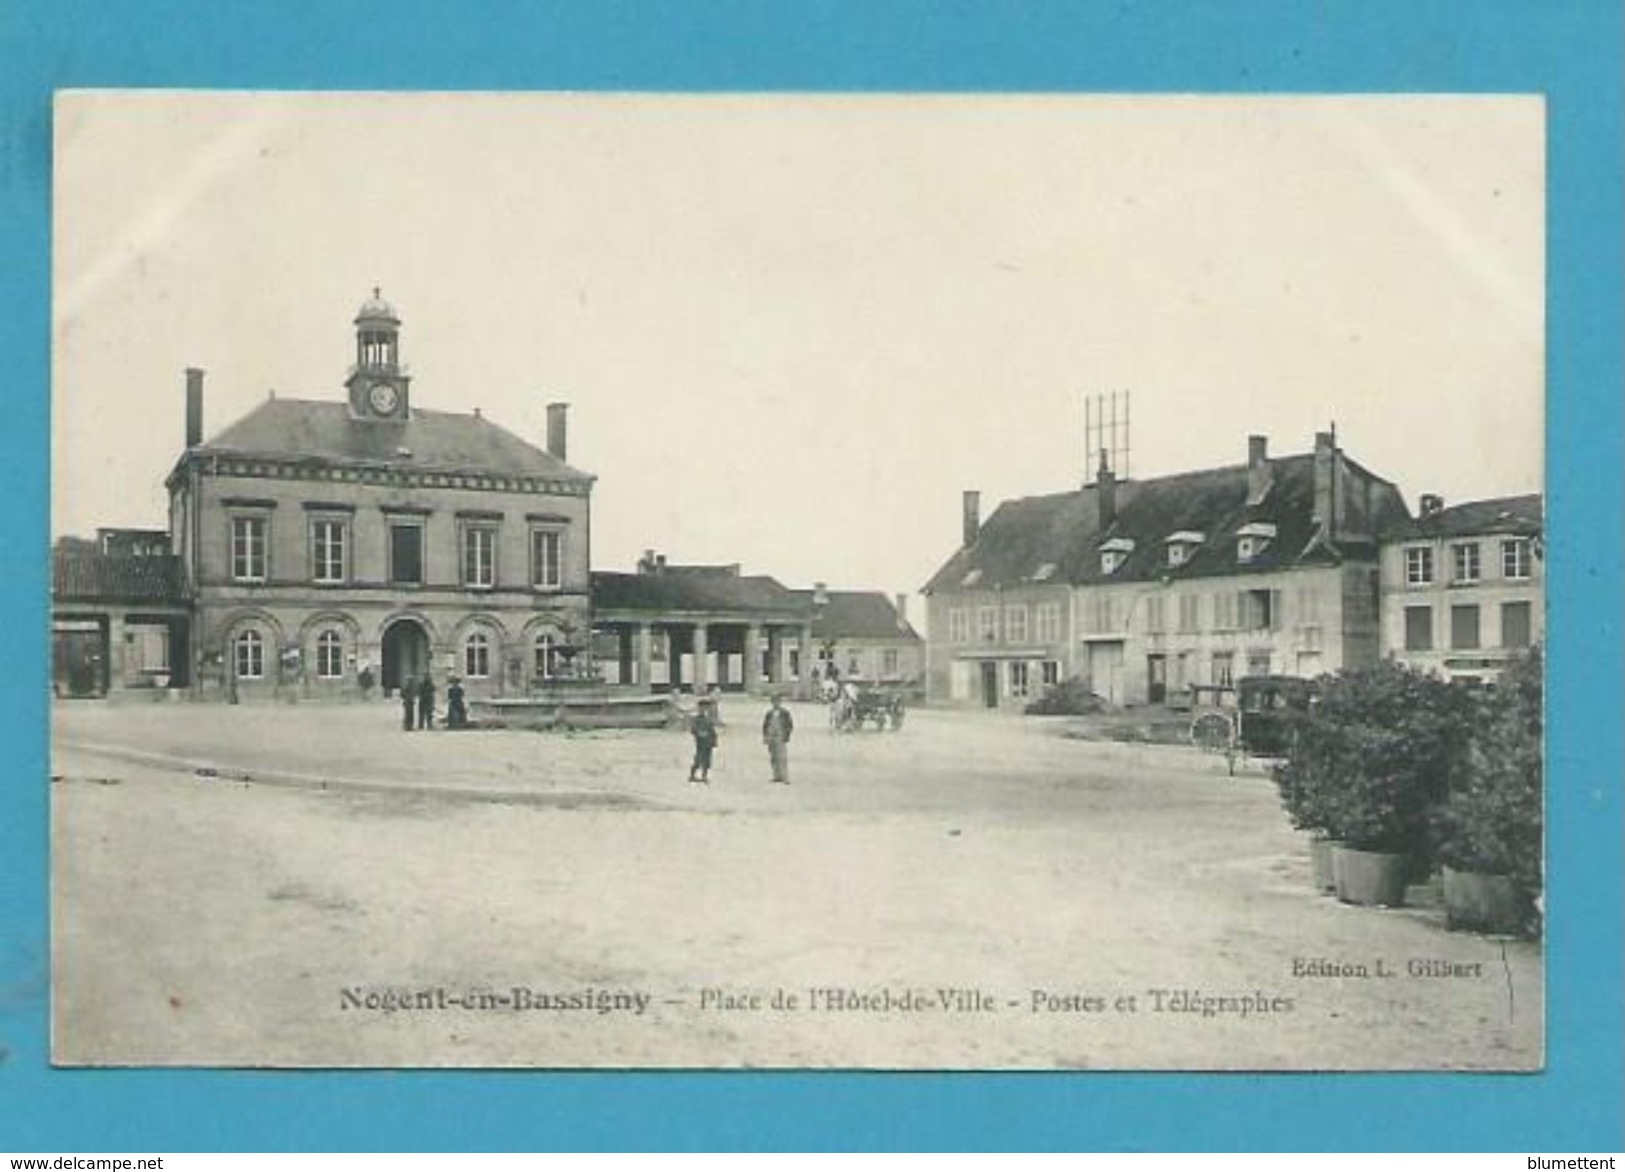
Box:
164;291;594;701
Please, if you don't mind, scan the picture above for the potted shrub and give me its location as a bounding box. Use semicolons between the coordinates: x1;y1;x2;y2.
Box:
1434;646;1543;936
1276;660;1473;906
1271;717;1340;893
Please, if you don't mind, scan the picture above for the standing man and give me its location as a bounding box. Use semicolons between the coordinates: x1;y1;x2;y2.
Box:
762;693;794;785
417;673;437;730
401;675;416;731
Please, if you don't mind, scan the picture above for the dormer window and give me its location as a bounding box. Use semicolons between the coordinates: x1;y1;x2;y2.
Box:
961;568;983;588
1031;562;1057;582
1235;522;1277;564
1099;537;1134;576
1164;530;1205;568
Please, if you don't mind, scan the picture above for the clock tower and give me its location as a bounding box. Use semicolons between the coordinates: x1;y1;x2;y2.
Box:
345;288;411;420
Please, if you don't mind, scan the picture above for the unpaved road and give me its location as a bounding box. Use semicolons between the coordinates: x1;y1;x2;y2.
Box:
51;699;1541;1069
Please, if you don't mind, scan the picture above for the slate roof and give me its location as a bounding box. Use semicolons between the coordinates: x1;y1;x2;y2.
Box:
591;568;809;617
1383;494;1543;541
795;590;922;642
53;552;189;605
187;398;591;481
924;450;1410;593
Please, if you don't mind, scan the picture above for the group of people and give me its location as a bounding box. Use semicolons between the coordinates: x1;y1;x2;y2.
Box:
399;674;468;731
688;693;795;786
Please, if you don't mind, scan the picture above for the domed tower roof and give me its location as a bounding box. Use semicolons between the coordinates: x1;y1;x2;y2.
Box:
354;286;400;326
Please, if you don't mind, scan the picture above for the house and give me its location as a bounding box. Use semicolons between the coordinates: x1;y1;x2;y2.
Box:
1378;493;1543;684
589;553;812;694
798;585;924;685
163;291;594;701
923;432;1411;708
51;529;191;698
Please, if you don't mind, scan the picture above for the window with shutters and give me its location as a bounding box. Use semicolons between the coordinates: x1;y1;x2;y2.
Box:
1405;605;1433;651
1501;601;1532;648
1034;602;1061;644
1450;604;1481;650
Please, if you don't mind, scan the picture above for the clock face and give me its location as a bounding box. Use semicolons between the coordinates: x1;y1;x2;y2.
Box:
368;383;399;414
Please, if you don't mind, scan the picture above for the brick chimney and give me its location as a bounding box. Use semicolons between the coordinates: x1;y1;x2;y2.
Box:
813;581;829;606
1096;449;1117;529
1313;430;1341;537
185;367;205;448
1419;493;1445;517
1246;434;1272;505
546;402;569;462
962;490;981;547
894;593;909;629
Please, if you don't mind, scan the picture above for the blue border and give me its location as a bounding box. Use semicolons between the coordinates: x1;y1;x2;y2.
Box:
4;0;1620;1153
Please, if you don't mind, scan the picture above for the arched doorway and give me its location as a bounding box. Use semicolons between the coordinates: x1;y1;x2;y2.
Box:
381;617;430;695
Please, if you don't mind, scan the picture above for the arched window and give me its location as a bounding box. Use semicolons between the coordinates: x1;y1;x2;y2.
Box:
465;632;491;679
234;629;264;679
316;629;343;679
535;632;557;679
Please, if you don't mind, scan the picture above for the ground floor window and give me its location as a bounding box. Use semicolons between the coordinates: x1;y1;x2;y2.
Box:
1009;661;1031;698
234;629;264;679
1451;604;1481;650
1042;660;1061;688
315;629;343;679
1501;601;1532;649
1247;649;1271;677
1405;605;1433;651
465;632;492;678
1211;651;1234;687
535;632;557;679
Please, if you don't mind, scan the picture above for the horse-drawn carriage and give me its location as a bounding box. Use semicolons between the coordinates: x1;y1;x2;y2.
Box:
1189;674;1315;773
827;680;907;732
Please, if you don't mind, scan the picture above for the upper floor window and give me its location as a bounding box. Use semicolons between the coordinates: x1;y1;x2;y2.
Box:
531;528;563;590
389;521;424;586
1101;537;1134;576
462;525;496;589
1502;538;1532;581
1235;522;1276;564
977;606;999;641
231;516;268;582
1004;604;1028;643
1405;546;1434;586
1165;531;1203;569
1034;602;1061;644
1144;595;1165;634
948;607;970;644
882;648;900;677
1088;594;1117;633
311;518;347;584
1178;594;1202;632
1452;542;1480;584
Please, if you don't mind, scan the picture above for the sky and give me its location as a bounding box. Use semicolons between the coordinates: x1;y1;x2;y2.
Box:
52;92;1543;607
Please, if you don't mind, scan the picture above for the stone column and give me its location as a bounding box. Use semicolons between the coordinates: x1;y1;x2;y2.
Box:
635;622;652;691
692;622;709;692
617;625;634;687
795;624;811;699
765;627;781;685
744;623;763;694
